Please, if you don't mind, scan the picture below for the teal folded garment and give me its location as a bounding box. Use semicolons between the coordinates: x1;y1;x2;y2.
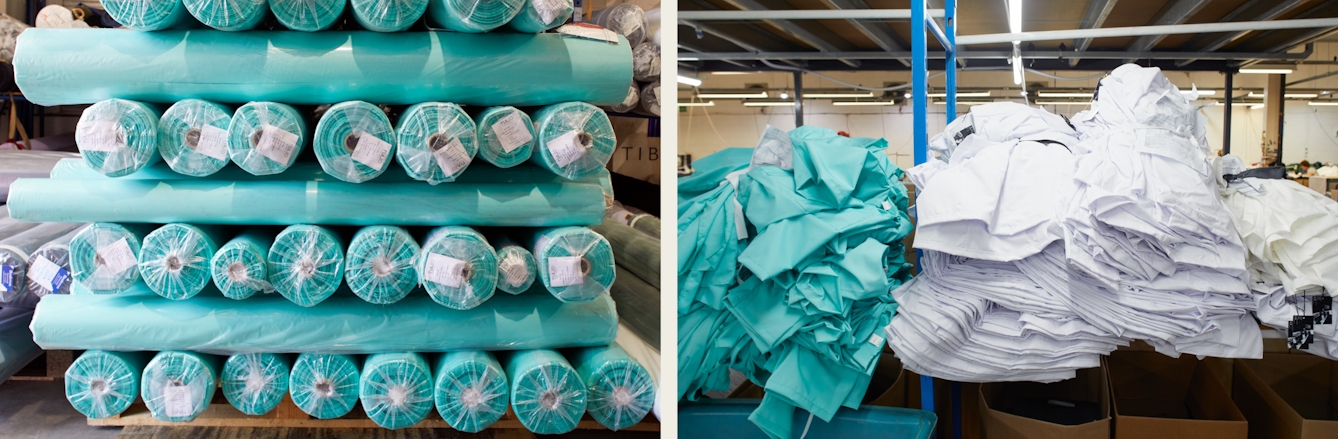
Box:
417;226;496;310
76;99;162;178
228;102;308;176
502;349;586;435
69;223;154;295
159;99;233;177
474;106;536;169
428;0;523;32
101;0;194;30
315;101;396;183
64;350;150;419
23;227;82;297
221;353;291;415
345;226;419;304
270;0;345;30
361;353;433;429
140;351;223;422
569;343;655;430
527;226;615;302
138;224;223;300
290;353;361;419
505;0;570;32
493;237;537;295
211;229;273;300
529;102;615;180
434;351;508;433
268;225;345;307
183;0;267;30
352;0;428;32
395;103;478;185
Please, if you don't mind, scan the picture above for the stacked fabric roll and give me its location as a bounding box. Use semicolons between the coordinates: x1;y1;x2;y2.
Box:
591;4;657;117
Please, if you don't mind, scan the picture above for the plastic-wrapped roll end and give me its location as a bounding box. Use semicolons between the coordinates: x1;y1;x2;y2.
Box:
101;0;189;30
182;0;267;30
270;0;345;31
76;99;161;178
221;353;290;416
476;106;536;169
505;0;570;32
228;102;306;176
395;103;479;185
138;224;219;301
429;0;524;32
508;351;587;435
632;42;660;82
531;102;616;180
352;0;429;32
345;226;419;305
586;358;655;430
211;238;272;300
290;353;360;419
534;227;616;303
592;3;646;46
140;351;218;423
639;81;660;116
65;350;146;419
495;245;538;295
417;227;497;310
69;223;144;295
315;101;396;183
268;225;345;307
435;351;509;433
360;353;433;430
0;249;27;303
24;246;74;297
602;84;640;114
159;99;233;177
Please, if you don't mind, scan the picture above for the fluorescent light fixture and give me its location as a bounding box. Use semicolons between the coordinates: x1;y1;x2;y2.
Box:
1037;92;1093;98
1012;53;1023;85
1008;0;1022;34
1251;104;1265;109
697;92;768;99
1035;101;1092;106
1247;92;1318;98
1309;101;1338;106
780;92;789;99
806;92;876;98
927;91;991;97
743;101;796;107
677;75;702;87
680;57;699;61
1239;68;1294;74
678;101;716;107
832;101;898;106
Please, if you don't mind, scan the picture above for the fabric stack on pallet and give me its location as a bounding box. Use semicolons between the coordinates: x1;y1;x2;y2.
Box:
0;207;88;383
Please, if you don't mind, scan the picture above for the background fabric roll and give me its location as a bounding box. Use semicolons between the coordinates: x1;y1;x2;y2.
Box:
632;42;659;82
138;224;223;300
315;101;396;183
502;349;586;435
361;353;434;430
0;222;86;303
504;0;570;32
76;99;162;177
69;223;153;294
0;308;38;383
434;351;508;433
351;0;428;32
221;353;291;416
345;226;419;304
610;267;658;347
21;226;82;297
569;344;655;431
416;226;497;310
228;102;307;176
64;350;149;419
591;219;658;288
638;81;660;116
529;102;615;180
474;106;535;169
590;4;646;45
629;214;658;237
183;0;267;30
491;234;537;295
211;229;273;300
159;99;233;177
602;84;640;114
528;226;616;302
100;0;193;30
427;0;523;32
140;351;222;422
268;225;345;307
269;0;344;31
395;103;477;185
290;353;361;419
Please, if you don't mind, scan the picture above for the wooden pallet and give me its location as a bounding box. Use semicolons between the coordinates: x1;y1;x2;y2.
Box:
9;350;74;381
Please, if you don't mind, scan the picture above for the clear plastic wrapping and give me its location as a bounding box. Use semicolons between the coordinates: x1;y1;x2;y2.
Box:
183;0;267;30
289;353;361;419
268;225;345;307
528;226;616;303
221;353;291;415
504;0;570;32
228;102;308;176
69;223;154;295
0;207;41;241
269;0;345;31
345;226;419;304
502;349;587;435
629;214;659;238
491;233;538;295
569;343;655;430
158;99;234;177
416;226;497;310
591;218;658;288
0;309;38;383
64;350;150;419
632;42;659;82
1;222;86;303
76;99;162;177
530;102;616;180
140;351;222;422
360;352;434;429
315;101;397;183
610;267;658;348
22;227;83;297
591;3;646;45
602;84;640;114
138;224;223;301
475;106;536;169
434;351;509;433
427;0;523;32
351;0;428;32
100;0;193;30
395;102;478;185
638;80;660;116
211;229;274;300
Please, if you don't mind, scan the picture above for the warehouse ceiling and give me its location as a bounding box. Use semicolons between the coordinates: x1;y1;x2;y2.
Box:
679;0;1338;71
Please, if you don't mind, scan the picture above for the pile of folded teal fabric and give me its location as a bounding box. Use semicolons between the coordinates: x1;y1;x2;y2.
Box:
677;126;914;439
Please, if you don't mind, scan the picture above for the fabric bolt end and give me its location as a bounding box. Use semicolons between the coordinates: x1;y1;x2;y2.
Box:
101;0;194;30
269;0;344;31
69;223;153;295
352;0;428;32
568;344;655;431
474;106;536;169
227;102;307;176
395;102;478;185
434;351;509;433
502;349;587;435
290;353;361;419
345;225;419;305
527;226;616;303
529;102;616;180
64;350;150;419
138;223;222;301
183;0;267;30
315;101;396;183
140;351;222;423
504;0;570;33
221;353;291;416
416;226;497;310
22;227;82;297
360;353;434;430
268;225;345;307
590;4;646;45
211;230;274;300
76;99;163;178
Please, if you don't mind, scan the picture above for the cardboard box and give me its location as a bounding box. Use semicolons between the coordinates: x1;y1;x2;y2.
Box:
1108;351;1248;439
979;367;1111;439
866;353;909;408
1234;354;1338;439
607;116;661;185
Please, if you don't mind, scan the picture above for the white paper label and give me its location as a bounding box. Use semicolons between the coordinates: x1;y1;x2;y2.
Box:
869;333;886;347
547;131;586;168
492;112;534;153
81;121;122;152
352;133;392;169
257;126;298;164
96;238;137;276
423;253;466;288
534;0;564;23
502;260;529;287
196;125;230;160
26;255;66;292
882;201;891;210
548;256;583;287
164;385;193;418
557;23;619;43
432;137;471;176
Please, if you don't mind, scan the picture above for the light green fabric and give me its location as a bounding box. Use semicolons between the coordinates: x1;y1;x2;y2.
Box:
69;223;154;295
211;229;273;300
505;0;570;32
221;353;291;415
269;0;344;31
395;102;477;185
529;102;615;180
428;0;523;32
268;225;345;307
290;353;360;419
492;238;537;295
360;353;433;429
158;99;233;177
527;226;615;303
345;226;419;304
64;350;150;419
138;224;223;300
434;351;508;433
351;0;428;32
140;351;223;423
569;344;655;431
227;102;308;176
417;226;496;310
591;218;659;288
502;349;586;435
474;106;535;169
183;0;267;30
101;0;194;30
76;99;162;178
315;101;396;183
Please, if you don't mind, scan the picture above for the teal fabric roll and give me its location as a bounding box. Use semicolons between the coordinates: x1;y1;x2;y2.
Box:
569;344;655;430
140;351;222;422
138;224;222;301
417;227;496;310
221;353;291;415
434;351;508;433
16;30;633;107
505;0;570;32
345;226;419;305
428;0;523;32
211;229;273;300
64;350;150;419
228;102;308;176
268;225;344;307
601;83;639;114
159;99;233;177
76;99;162;178
361;353;433;429
290;353;361;419
315;101;396;184
529;102;615;180
101;0;194;30
270;0;345;31
183;0;267;30
528;226;615;302
494;241;537;295
475;106;536;169
352;0;428;31
69;223;154;295
503;349;587;435
395;103;478;185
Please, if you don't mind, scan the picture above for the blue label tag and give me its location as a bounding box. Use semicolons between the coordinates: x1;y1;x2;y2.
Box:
0;265;11;292
51;268;70;294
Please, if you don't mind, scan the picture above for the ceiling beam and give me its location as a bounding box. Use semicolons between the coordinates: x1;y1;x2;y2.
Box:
682;20;807;68
956;18;1338;45
676;9;939;20
681;50;1314;61
1069;0;1120;67
679;43;752;68
1123;0;1212;57
705;0;861;67
821;0;911;66
1177;0;1306;67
